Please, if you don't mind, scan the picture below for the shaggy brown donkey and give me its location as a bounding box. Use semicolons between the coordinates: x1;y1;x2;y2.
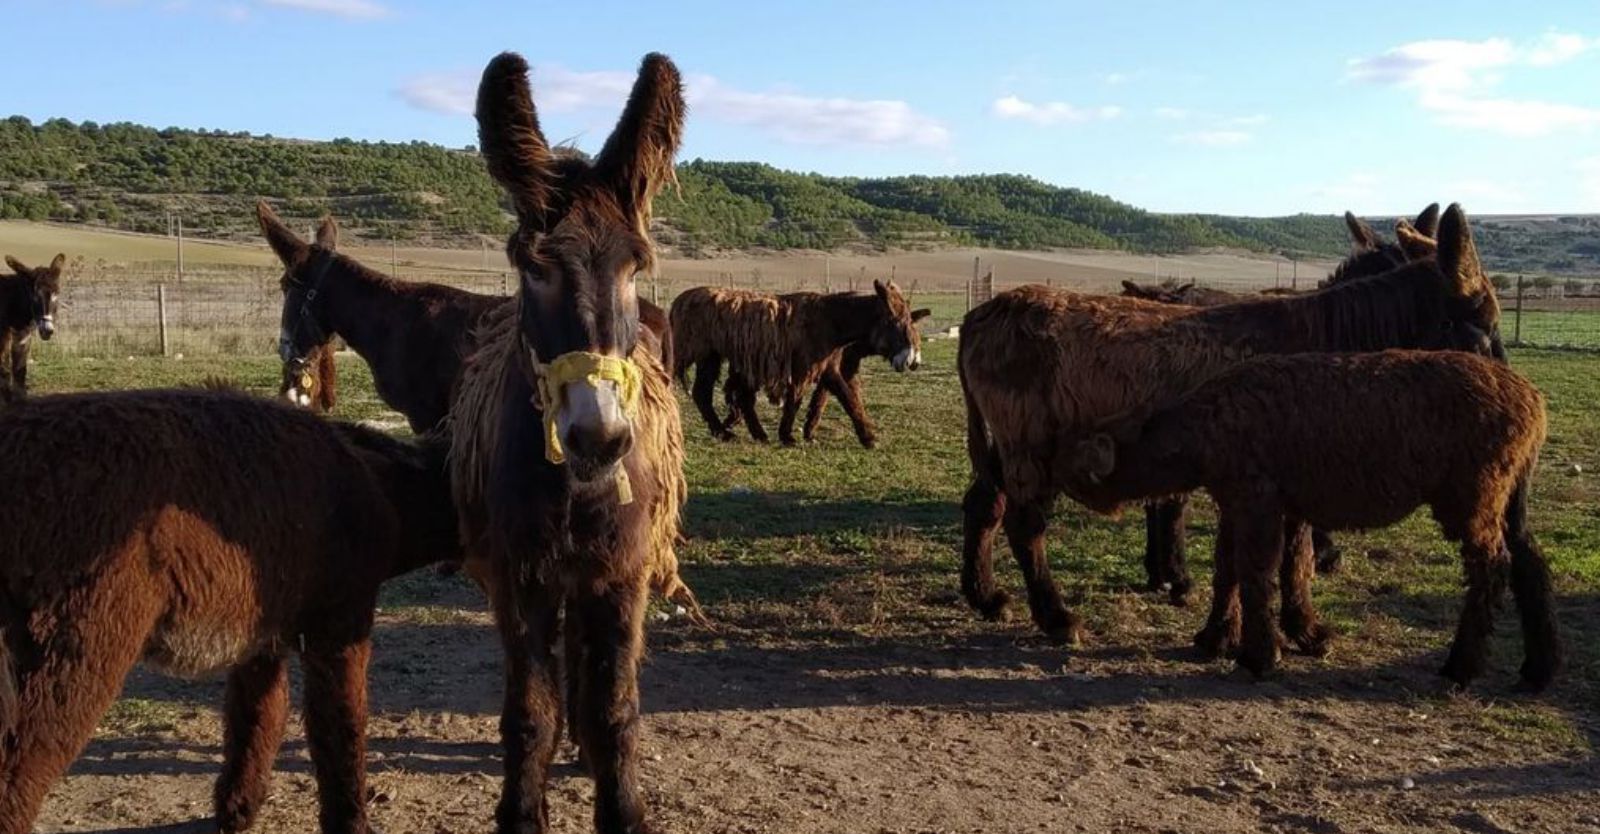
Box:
451;50;687;834
0;254;64;405
262;202;674;432
672;283;926;446
1121;205;1440;593
0;387;459;834
959;204;1501;648
1064;351;1560;689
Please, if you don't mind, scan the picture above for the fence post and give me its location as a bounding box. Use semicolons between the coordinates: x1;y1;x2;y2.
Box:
502;273;510;296
157;283;169;357
1514;275;1524;346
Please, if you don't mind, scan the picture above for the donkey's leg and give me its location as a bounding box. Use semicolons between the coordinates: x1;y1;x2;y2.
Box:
960;477;1010;621
215;652;291;833
8;338;27;400
732;376;769;443
0;573;159;834
1144;497;1193;605
491;574;562;834
1002;498;1082;644
1502;480;1562;690
300;637;375;834
1439;532;1509;689
689;356;733;441
801;377;833;443
1311;527;1342;575
830;366;877;449
1193;515;1241;658
0;332;14;405
562;600;588;773
1232;504;1287;678
569;581;653;834
777;387;805;447
1278;519;1333;657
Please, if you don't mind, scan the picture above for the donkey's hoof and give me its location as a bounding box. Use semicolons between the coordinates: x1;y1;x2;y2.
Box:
1040;611;1085;646
1284;621;1335;658
967;590;1011;622
1518;655;1561;693
713;430;736;443
1235;648;1280;680
1438;653;1484;690
1193;621;1239;659
859;435;878;449
1167;578;1193;607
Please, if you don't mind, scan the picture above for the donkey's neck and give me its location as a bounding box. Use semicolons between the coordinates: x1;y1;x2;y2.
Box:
1185;268;1435;355
320;257;416;357
0;276;32;332
809;294;883;355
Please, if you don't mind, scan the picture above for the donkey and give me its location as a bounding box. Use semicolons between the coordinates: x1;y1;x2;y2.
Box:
450;51;687;834
1063;351;1559;689
279;344;338;412
262;203;674;433
671;284;926;446
0;254;65;405
959;205;1502;650
0;386;460;834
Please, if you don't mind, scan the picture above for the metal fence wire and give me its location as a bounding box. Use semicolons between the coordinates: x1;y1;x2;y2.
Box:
31;268;1600;359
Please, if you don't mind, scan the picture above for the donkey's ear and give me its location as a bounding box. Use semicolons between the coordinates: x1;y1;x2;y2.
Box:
476;51;556;227
593;52;686;221
1437;204;1485;297
911;307;932;323
47;253;66;275
1344;211;1378;252
1412;202;1441;238
256;200;306;265
5;256;27;275
315;215;338;250
873;279;890;301
1393;220;1437;260
1121;280;1140;294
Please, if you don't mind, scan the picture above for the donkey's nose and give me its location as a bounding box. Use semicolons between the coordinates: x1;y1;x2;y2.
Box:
565;422;634;470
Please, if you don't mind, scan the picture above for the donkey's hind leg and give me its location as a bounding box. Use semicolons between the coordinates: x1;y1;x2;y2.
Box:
1440;530;1510;689
0;568;160;834
1278;519;1333;657
1503;479;1562;691
1143;497;1193;605
300;637;376;834
215;652;290;833
1002;498;1082;644
689;356;733;442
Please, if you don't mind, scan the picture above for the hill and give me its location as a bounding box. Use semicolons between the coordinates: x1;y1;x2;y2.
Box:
1;116;1593;271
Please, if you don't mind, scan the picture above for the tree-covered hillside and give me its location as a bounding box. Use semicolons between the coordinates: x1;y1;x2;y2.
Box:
2;116;1592;271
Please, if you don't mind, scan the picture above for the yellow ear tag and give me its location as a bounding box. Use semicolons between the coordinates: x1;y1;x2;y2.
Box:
298;371;317;392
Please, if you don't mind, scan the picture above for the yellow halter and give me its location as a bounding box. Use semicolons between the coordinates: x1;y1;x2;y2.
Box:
527;345;644;504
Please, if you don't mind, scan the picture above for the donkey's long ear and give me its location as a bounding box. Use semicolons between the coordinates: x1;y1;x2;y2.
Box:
1412;203;1441;238
47;253;66;275
594;52;686;221
314;215;338;250
1437;204;1485;296
1344;211;1378;251
476;51;556;226
1121;280;1141;294
1394;220;1437;261
256;201;306;265
911;307;932;323
4;256;27;275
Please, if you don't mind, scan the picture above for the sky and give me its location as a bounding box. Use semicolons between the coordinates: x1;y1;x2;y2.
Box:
8;0;1600;216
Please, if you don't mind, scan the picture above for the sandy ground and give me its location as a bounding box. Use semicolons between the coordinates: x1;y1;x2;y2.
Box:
32;575;1599;834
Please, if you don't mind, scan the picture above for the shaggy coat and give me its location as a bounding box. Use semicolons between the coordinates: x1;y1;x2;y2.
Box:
1064;351;1560;689
261;202;673;432
0;387;459;834
671;283;927;446
0;255;65;405
959;204;1501;647
454;50;686;834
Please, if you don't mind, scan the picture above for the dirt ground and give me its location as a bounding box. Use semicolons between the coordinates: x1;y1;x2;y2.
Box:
32;572;1599;834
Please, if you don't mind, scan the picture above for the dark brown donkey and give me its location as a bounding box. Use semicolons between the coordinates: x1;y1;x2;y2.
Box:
671;284;927;446
0;254;64;405
959;205;1502;652
260;202;674;433
1130;204;1441;596
450;51;687;834
0;386;459;834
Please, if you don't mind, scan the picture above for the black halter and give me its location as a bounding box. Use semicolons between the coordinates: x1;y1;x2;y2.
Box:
280;250;336;362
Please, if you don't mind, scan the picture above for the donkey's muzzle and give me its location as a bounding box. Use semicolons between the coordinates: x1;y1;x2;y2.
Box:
37;317;54;341
564;418;635;480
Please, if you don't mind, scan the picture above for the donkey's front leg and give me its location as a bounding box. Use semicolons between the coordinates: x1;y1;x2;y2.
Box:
777;386;805;447
215;652;290;833
300;638;374;834
570;582;653;834
492;577;563;834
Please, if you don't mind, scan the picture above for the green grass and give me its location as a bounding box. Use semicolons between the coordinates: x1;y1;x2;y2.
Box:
28;340;1600;747
1511;309;1600;352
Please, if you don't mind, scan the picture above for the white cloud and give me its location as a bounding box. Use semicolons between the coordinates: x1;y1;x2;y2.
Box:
399;65;950;150
1153;107;1189;120
260;0;387;18
1347;33;1600;137
991;95;1121;126
1174;130;1251;147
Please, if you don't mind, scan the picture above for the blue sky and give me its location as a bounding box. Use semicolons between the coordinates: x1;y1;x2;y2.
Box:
9;0;1600;215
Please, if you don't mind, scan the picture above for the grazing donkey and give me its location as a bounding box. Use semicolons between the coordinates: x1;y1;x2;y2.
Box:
1063;351;1560;689
451;50;687;834
671;283;927;446
0;386;459;834
0;254;64;404
959;205;1502;650
261;203;674;433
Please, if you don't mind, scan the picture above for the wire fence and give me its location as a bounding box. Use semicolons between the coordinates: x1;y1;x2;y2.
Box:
29;267;1600;359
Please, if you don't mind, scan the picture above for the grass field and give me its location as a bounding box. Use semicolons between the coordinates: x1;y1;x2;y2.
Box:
23;340;1600;832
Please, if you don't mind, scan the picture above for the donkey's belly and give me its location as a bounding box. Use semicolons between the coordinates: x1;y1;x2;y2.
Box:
141;507;276;678
143;619;265;679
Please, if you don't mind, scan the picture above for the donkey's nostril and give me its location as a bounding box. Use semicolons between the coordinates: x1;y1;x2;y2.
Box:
564;423;634;474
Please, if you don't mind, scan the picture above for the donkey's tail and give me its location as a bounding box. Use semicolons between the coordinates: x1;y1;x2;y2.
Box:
958;332;996;484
